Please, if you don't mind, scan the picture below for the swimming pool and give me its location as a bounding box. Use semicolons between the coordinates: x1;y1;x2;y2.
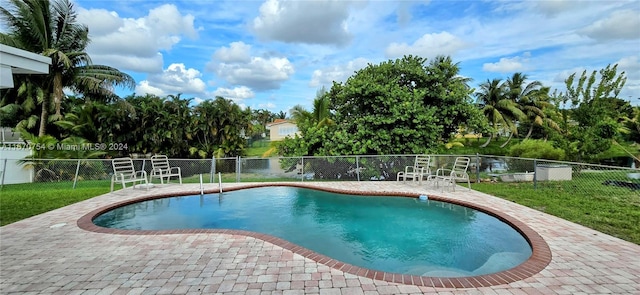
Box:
92;186;532;277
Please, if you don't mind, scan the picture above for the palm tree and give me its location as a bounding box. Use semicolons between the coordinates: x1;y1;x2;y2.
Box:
290;88;334;130
289;104;312;127
475;78;523;147
312;88;334;127
0;0;135;137
0;77;44;132
500;73;534;147
519;86;561;140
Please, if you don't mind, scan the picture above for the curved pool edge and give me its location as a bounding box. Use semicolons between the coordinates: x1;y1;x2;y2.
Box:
77;183;552;288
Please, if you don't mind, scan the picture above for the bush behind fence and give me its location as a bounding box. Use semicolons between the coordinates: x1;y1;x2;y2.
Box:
1;155;638;194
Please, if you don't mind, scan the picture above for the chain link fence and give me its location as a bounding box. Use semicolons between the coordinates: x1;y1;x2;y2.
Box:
1;154;638;195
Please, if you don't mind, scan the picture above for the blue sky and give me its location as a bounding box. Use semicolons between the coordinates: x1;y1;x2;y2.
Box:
71;0;640;112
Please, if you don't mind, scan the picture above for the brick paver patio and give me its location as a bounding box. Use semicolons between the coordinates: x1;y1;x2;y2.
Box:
1;182;639;294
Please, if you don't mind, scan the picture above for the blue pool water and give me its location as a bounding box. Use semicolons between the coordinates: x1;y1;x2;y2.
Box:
93;186;532;277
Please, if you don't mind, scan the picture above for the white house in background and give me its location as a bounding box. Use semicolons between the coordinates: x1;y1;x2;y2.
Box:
265;119;300;141
0;44;51;184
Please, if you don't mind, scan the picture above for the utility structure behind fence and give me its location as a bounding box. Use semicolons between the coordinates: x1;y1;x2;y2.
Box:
1;154;638;195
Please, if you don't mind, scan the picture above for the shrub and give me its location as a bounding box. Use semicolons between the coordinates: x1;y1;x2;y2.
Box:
507;140;565;160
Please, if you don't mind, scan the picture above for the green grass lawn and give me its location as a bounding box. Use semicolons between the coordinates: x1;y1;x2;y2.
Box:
0;180;111;226
473;178;640;244
2;176;639;244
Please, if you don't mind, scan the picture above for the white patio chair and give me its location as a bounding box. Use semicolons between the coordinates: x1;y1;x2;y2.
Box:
111;157;149;191
150;155;182;184
432;157;471;191
397;155;431;184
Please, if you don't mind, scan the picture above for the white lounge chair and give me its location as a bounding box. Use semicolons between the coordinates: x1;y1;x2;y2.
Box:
397;155;431;184
150;155;182;184
111;157;149;191
432;157;471;191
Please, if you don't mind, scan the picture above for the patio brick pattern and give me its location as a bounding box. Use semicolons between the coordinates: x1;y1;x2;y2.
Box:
1;182;639;294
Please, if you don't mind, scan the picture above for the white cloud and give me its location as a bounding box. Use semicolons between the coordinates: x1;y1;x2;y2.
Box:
135;81;165;96
76;8;123;35
212;86;255;102
552;67;586;83
580;9;640;41
616;56;640;102
207;43;294;91
135;63;206;96
91;53;164;73
385;32;467;59
616;56;640;80
252;0;353;46
309;58;369;87
213;42;251;63
483;53;531;73
77;4;198;73
258;102;277;109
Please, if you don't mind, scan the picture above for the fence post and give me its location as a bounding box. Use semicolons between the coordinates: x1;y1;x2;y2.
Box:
533;159;538;190
356;156;361;182
0;158;7;189
236;156;240;183
475;153;480;183
209;156;215;183
72;159;81;189
301;157;305;182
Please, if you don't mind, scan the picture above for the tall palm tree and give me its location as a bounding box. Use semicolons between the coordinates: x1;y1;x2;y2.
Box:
475;78;523;147
500;73;534;147
0;0;135;136
519;86;561;140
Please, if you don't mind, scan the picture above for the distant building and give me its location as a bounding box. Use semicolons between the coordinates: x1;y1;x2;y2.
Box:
265;119;299;141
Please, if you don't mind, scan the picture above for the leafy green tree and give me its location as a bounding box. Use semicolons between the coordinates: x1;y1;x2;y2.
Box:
190;96;251;158
326;56;440;155
0;0;134;136
423;56;486;138
280;55;484;156
162;94;193;157
561;64;628;162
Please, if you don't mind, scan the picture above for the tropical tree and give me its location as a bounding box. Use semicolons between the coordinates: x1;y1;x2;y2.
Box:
497;73;534;146
289;87;335;131
561;64;628;162
311;87;334;128
475;78;523;147
0;0;135;136
0;78;44;132
190;96;251;158
279;55;484;156
423;56;486;138
289;105;312;128
275;111;287;119
518;86;561;140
